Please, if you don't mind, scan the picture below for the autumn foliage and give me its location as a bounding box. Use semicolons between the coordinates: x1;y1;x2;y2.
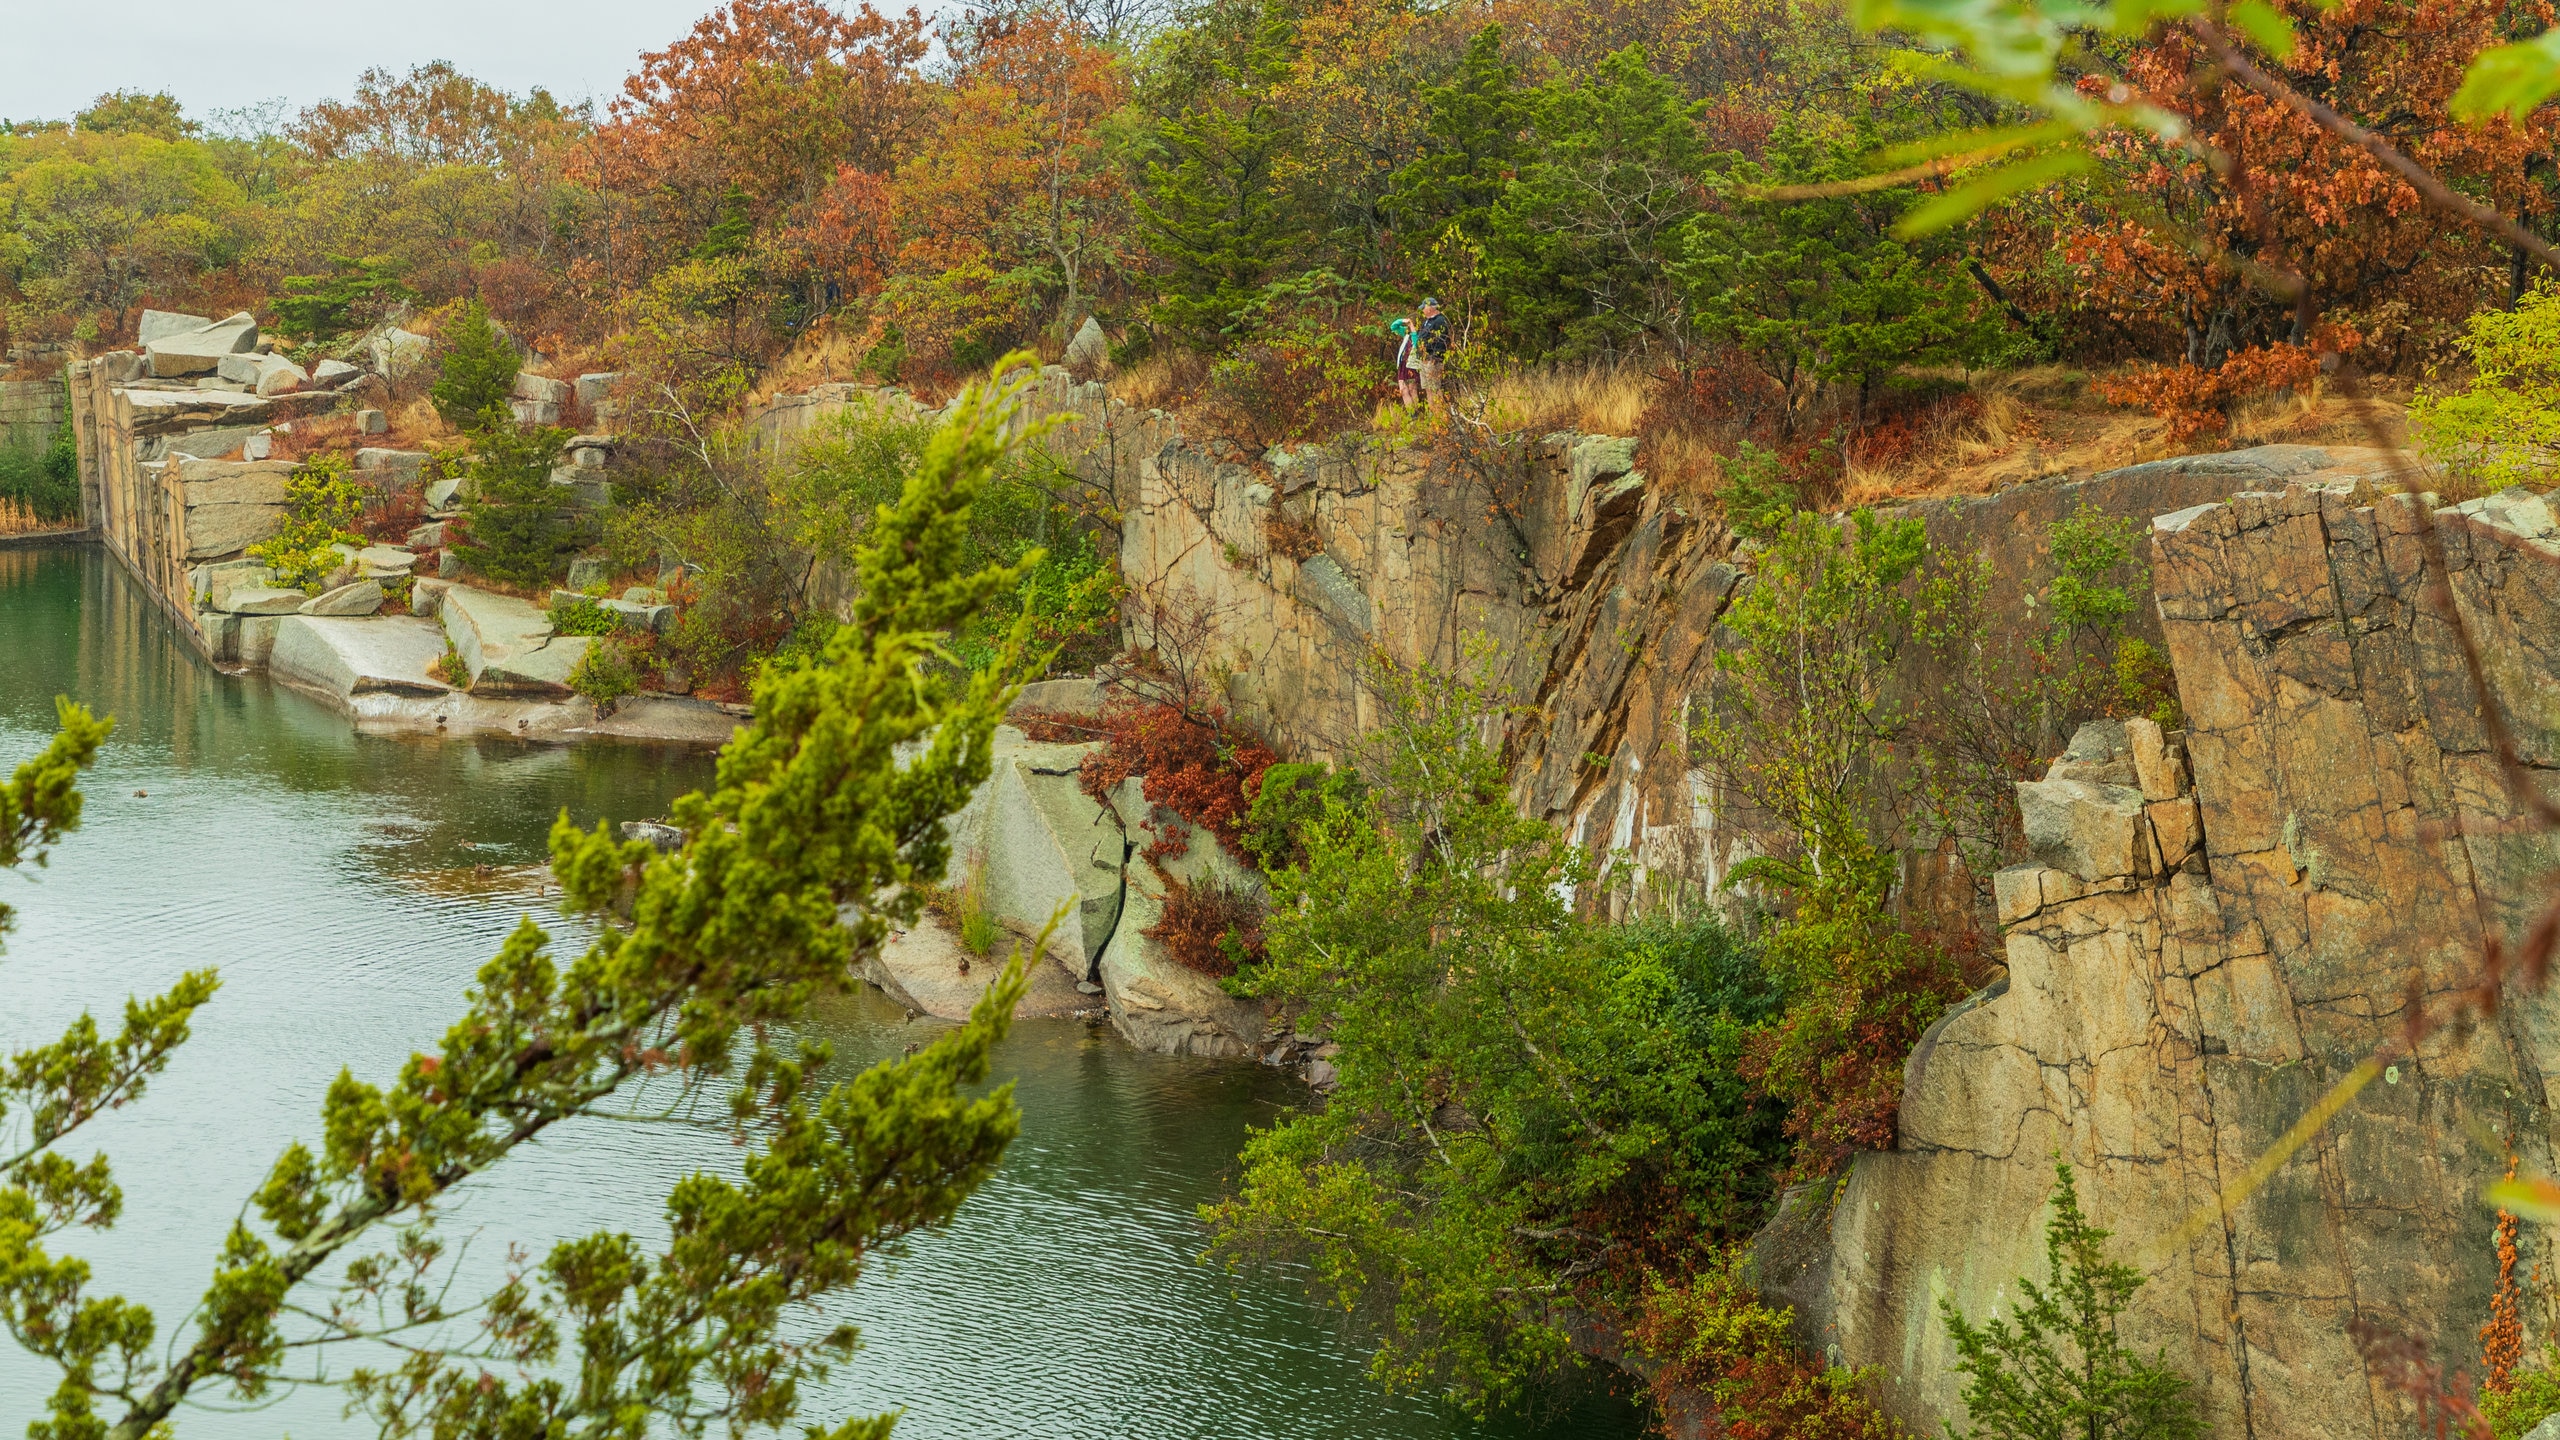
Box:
1067;698;1276;861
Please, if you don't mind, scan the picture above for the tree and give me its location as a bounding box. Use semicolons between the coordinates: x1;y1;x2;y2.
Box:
1482;46;1706;362
74;91;197;141
1206;654;1788;1413
1681;124;2009;432
454;421;592;587
0;131;246;333
1135;7;1302;344
429;300;521;430
1;366;1056;1438
1942;1163;2204;1440
1385;25;1529;256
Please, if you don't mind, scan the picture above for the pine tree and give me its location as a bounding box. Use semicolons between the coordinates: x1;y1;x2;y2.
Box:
1385;25;1528;254
1678;123;2008;432
1481;47;1705;362
1135;8;1299;345
2;362;1058;1439
451;420;591;587
428;299;520;431
1941;1163;2205;1440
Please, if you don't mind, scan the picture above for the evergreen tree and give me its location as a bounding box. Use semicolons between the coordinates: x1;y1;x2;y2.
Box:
1678;124;2009;432
452;420;591;587
1481;47;1705;362
1385;25;1529;254
1135;8;1300;346
1;365;1056;1439
428;299;520;431
1942;1163;2205;1440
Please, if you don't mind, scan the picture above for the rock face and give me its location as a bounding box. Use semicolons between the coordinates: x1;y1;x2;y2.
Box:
172;457;294;558
943;730;1125;976
1097;776;1268;1059
1765;480;2560;1440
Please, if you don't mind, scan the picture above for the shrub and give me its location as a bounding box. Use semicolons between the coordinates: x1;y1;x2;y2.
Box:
2094;336;2345;442
1240;761;1364;871
1719;441;1800;542
454;422;589;587
273;255;409;341
430;300;520;431
1077;699;1276;860
248;453;368;593
0;421;78;522
1941;1162;2204;1440
2483;1350;2560;1440
1143;876;1267;977
568;637;641;716
1633;1254;1905;1440
429;642;470;689
2411;281;2560;493
550;597;623;637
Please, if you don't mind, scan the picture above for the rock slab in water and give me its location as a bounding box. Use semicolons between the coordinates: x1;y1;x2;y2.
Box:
269;615;452;698
301;579;385;616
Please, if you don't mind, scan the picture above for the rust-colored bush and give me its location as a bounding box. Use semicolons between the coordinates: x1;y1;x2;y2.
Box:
1143;875;1267;977
2094;334;2351;441
1074;697;1275;861
1633;1256;1905;1440
1261;510;1321;561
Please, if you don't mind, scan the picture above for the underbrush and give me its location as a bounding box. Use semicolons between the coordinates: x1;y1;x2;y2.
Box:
0;424;78;524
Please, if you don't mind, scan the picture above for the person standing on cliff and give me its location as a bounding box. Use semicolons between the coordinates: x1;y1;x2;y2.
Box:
1389;317;1420;409
1415;298;1449;410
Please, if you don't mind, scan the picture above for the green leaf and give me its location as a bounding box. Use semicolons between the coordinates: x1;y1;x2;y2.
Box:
2487;1174;2560;1223
2454;29;2560;123
2226;0;2297;57
1894;148;2094;236
1866;118;2082;170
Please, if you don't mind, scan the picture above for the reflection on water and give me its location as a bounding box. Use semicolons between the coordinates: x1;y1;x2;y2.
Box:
0;547;1644;1438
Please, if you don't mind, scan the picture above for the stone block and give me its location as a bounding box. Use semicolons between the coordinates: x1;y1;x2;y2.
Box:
2046;719;2138;786
410;577;452;617
437;550;463;579
242;431;272;460
367;327;430;380
269;615;452;699
620;585;667;605
2127;717;2180;800
194;559;273;609
2149;796;2203;869
145;312;259;377
1994;865;2046;925
574;372;621;407
355;544;416;578
424;477;464;510
183;503;290;559
511;398;561;426
354;448;428;480
2017;777;2150;882
223;587;310;615
1063;315;1108;369
566;555;608;591
301;579;385;616
312;359;361;387
238;615;283;667
406;521;447;549
512;371;571;405
357;408;387;435
600;598;671;634
138;308;213;344
197;610;239;663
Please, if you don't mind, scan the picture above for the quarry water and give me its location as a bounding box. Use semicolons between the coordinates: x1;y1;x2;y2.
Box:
0;545;1642;1440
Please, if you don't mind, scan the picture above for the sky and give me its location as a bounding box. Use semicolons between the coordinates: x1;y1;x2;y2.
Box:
0;0;745;127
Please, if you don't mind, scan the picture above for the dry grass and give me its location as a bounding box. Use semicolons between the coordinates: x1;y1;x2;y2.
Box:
751;321;874;406
1110;353;1184;412
1470;363;1652;436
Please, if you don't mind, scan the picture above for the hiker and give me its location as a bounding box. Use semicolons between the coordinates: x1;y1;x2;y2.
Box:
1415;297;1449;408
1389;317;1420;408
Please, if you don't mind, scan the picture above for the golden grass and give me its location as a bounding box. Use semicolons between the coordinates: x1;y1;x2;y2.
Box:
1471;363;1651;436
0;496;68;536
1109;353;1182;412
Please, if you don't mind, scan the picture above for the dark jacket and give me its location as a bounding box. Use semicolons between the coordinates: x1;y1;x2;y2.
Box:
1417;313;1449;360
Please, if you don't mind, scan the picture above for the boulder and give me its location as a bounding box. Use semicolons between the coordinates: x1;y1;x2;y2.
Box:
409;576;451;618
423;477;464;511
354;448;428;481
512;399;562;426
367;327;430;380
160;425;265;461
512;371;570;406
620;586;667;605
355;544;416;578
197;611;239;663
1095;775;1266;1059
222;587;311;616
217;352;308;395
269;615;452;700
191;559;272;609
600;598;671;634
2015;776;2150;883
311;358;361;387
438;583;584;696
565;555;608;591
942;729;1124;977
242;432;273;460
137;309;213;344
301;579;385;616
357;408;387;435
574;372;621;407
145;312;259;378
406;520;447;549
437;550;463;579
2045;718;2138;786
238;615;284;667
549;467;608;507
1063;315;1108;369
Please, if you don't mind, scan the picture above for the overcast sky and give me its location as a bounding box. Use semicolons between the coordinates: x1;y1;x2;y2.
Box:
0;0;749;127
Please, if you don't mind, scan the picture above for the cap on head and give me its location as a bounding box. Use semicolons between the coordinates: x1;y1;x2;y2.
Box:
1421;297;1442;310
